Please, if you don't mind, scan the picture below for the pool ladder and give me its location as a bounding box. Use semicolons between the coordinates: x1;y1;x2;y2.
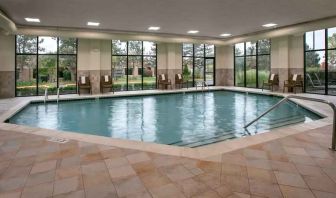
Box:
244;95;336;151
44;88;60;104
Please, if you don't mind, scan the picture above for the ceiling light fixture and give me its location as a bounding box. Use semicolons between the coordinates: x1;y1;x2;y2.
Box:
25;18;40;23
148;26;160;31
87;22;100;26
262;23;277;28
220;33;232;37
187;30;199;34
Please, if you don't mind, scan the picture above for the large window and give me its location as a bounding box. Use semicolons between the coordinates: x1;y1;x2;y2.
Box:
234;39;271;88
304;27;336;95
16;35;77;96
112;40;157;91
182;44;215;86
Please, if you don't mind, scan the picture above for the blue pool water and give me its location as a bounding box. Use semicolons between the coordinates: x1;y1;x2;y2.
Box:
9;91;321;147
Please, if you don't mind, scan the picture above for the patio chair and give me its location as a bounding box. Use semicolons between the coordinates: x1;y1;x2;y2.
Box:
78;76;92;95
175;74;188;89
262;74;279;91
283;74;303;94
158;74;172;90
100;75;114;94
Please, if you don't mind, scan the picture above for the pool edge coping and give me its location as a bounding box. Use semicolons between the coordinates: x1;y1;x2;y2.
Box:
0;86;333;162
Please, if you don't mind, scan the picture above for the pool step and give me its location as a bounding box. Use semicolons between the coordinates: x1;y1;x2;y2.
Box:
170;114;305;148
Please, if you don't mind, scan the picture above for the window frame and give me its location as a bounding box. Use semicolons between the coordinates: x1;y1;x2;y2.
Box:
234;39;271;88
304;28;336;95
182;43;216;86
15;35;78;97
111;40;157;91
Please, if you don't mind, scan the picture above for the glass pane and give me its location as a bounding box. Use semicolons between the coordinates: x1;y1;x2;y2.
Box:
246;41;257;55
235;43;244;56
246;56;257;88
38;37;57;54
194;58;204;85
38;55;57;95
314;29;325;50
305;51;325;94
16;55;37;96
16;35;37;54
143;41;156;55
112;56;127;91
128;56;142;90
194;44;204;57
112;40;127;55
205;59;214;85
59;37;77;54
305;31;314;50
143;56;156;90
128;41;142;55
205;44;215;57
328;27;336;49
258;55;270;88
182;57;193;87
59;55;77;94
258;39;271;54
328;50;336;95
235;57;244;86
183;43;193;56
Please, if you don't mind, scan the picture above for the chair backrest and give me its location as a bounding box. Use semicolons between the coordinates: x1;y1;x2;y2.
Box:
175;74;183;83
269;74;279;83
158;74;168;82
78;76;90;86
293;74;302;82
101;75;112;84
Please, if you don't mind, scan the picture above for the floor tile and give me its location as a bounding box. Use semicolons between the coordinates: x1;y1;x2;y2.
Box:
21;182;53;198
30;160;57;174
85;184;117;198
303;175;336;193
53;176;82;196
274;171;307;188
114;176;147;197
108;165;136;180
149;183;185;198
126;152;151;164
279;185;315;198
249;179;282;198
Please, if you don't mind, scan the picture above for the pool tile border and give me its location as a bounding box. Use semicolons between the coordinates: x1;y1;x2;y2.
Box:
0;87;333;161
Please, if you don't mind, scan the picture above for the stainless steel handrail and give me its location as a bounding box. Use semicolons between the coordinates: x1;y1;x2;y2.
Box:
244;95;336;150
44;88;48;104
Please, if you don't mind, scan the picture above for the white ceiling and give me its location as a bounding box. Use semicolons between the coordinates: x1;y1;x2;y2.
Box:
1;0;336;39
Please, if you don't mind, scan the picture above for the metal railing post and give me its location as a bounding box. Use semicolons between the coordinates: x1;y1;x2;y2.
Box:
244;95;336;151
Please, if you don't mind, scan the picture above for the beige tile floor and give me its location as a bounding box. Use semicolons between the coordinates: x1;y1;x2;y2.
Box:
0;125;336;197
1;87;336;197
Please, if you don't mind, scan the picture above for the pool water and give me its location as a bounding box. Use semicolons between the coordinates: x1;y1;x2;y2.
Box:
9;91;321;147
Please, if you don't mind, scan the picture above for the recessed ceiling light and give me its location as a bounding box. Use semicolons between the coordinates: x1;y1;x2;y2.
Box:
148;26;160;31
262;23;277;28
220;33;232;37
187;30;199;34
25;18;40;23
87;22;100;26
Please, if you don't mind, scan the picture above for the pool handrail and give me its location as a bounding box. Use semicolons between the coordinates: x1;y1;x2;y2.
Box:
244;95;336;151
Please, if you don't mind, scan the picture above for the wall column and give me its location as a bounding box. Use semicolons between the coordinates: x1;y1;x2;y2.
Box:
0;34;15;98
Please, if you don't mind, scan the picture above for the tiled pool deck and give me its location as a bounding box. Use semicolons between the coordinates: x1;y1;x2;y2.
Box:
0;87;336;197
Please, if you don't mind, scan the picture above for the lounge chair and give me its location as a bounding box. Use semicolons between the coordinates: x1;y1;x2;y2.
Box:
100;75;114;94
158;74;172;90
262;74;279;91
175;74;188;89
78;76;91;95
283;74;303;93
